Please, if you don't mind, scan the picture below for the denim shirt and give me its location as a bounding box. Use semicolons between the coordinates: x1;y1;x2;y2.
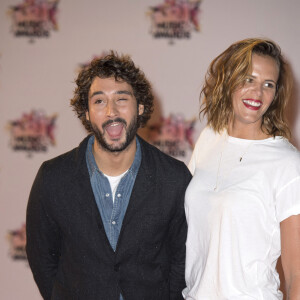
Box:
86;136;141;300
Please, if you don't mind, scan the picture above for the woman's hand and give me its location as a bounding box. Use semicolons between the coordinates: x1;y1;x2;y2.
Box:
281;214;300;299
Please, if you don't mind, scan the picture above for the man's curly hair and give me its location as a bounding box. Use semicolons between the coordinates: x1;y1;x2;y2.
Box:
70;51;154;132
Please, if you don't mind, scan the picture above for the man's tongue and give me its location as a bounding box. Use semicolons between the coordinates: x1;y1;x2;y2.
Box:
105;123;124;139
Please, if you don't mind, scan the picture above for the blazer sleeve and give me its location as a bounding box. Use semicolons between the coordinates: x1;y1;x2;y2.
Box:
26;163;61;300
168;165;192;300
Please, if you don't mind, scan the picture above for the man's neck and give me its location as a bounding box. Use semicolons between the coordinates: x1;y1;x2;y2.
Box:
92;138;137;176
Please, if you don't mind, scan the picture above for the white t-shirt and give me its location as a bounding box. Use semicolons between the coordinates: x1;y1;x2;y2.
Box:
183;126;300;300
105;170;128;203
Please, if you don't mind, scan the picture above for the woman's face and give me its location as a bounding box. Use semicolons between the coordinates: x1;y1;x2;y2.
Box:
231;53;279;135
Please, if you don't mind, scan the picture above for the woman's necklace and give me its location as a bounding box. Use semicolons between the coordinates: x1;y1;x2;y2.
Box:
214;136;254;191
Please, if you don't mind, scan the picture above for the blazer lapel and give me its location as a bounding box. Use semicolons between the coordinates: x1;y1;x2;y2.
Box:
120;139;156;229
71;137;110;242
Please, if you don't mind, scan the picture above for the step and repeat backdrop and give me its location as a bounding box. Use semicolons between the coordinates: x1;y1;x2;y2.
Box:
1;0;300;299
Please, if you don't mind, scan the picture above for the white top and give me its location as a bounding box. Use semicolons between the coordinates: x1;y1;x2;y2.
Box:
183;126;300;300
106;170;128;203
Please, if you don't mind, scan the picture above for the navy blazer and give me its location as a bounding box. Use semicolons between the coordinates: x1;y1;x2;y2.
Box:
26;135;192;300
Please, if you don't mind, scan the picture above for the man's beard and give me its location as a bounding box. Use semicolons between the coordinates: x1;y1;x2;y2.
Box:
91;117;138;152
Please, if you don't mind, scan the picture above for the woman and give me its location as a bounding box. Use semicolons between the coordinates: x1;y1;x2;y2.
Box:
183;38;300;299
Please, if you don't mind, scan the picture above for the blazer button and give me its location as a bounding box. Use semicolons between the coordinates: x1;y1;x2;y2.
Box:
114;263;120;272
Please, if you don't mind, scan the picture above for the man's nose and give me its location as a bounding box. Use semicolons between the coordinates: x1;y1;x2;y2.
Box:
106;100;117;117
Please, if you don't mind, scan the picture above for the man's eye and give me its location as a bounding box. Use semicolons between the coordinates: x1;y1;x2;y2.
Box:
117;98;128;104
95;99;103;104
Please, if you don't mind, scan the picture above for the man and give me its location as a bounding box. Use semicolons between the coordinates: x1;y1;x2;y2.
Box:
26;52;191;300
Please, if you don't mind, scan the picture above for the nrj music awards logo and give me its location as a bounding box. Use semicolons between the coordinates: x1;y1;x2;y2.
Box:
7;224;27;261
147;114;196;162
147;0;202;44
7;110;57;157
8;0;59;42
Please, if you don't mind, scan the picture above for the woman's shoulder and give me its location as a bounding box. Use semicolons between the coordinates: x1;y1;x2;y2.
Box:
269;137;300;162
190;126;225;168
195;125;223;145
265;138;300;183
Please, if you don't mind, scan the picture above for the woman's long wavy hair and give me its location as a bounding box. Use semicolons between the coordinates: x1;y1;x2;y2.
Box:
70;51;154;132
200;38;293;138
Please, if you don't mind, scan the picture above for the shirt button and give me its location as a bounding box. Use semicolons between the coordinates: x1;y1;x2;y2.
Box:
117;193;121;198
105;193;110;197
112;221;116;225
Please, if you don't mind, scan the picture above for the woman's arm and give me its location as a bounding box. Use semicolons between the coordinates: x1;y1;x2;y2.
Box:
281;214;300;299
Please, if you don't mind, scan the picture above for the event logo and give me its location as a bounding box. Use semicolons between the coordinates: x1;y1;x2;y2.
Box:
7;224;27;261
147;114;196;161
8;110;57;157
8;0;59;42
147;0;202;43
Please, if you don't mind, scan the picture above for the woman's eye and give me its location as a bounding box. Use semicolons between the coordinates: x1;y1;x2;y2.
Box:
245;77;253;83
264;82;275;89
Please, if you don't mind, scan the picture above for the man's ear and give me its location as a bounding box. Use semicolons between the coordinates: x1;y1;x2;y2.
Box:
138;104;144;116
85;110;90;121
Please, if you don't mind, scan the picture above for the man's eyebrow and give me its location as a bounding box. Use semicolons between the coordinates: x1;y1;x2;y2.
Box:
115;90;133;96
90;91;104;98
89;90;133;98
